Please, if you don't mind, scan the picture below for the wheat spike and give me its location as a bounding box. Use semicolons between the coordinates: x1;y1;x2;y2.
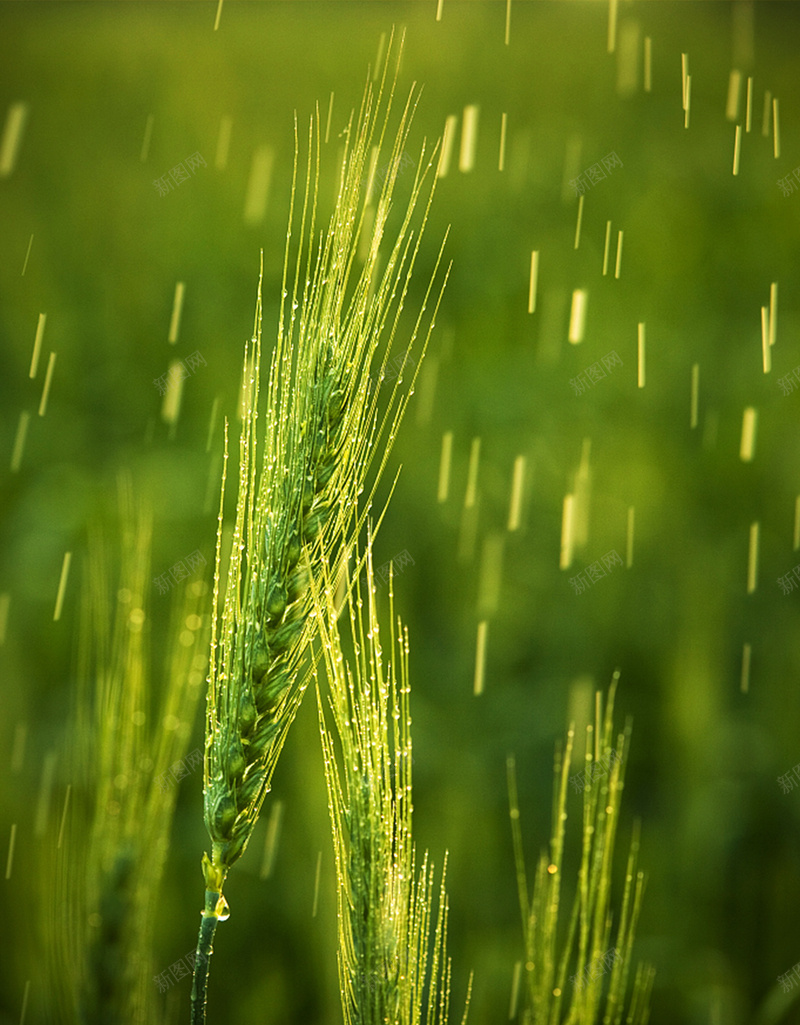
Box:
42;475;209;1024
313;539;470;1025
508;672;653;1023
193;29;450;1024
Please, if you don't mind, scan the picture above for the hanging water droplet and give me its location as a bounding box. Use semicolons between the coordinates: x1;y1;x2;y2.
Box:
216;893;231;921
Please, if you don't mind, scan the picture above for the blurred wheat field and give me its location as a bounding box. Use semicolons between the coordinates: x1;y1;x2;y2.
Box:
2;2;800;1024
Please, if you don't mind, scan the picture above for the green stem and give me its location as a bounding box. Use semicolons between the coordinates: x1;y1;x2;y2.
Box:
191;889;225;1025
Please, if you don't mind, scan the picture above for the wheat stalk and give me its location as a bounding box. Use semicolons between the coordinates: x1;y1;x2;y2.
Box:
192;29;450;1023
42;474;209;1025
507;673;654;1025
313;538;471;1025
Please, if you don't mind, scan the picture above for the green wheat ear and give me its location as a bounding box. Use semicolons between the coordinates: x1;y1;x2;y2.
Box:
312;538;472;1025
42;474;209;1025
192;26;450;1024
507;672;655;1024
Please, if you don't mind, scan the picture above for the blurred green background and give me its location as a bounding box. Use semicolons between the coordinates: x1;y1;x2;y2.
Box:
2;1;800;1023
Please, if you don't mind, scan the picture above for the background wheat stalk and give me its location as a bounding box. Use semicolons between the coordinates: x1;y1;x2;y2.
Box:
192;31;449;1023
507;674;654;1025
313;539;471;1025
42;474;209;1025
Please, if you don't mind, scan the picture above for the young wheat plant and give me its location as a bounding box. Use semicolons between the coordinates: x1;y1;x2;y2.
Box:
507;673;654;1024
43;475;209;1025
313;540;471;1025
193;30;449;1023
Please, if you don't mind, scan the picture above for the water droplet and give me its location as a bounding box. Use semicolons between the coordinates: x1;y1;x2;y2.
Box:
216;894;231;921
